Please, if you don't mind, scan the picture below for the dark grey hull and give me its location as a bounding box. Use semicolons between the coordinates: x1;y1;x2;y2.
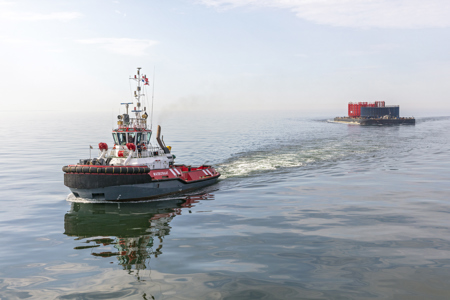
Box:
69;177;219;201
334;117;415;125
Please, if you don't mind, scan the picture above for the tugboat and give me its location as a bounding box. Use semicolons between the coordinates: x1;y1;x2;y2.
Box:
63;68;220;201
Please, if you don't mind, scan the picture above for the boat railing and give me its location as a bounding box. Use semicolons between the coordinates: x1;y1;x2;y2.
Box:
133;146;164;158
99;146;166;159
117;118;147;129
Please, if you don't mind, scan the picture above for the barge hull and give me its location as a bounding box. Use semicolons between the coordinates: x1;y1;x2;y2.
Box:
334;117;415;125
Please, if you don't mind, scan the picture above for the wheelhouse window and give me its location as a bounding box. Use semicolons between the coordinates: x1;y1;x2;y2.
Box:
127;133;136;144
147;132;151;144
118;133;127;145
112;133;119;145
136;133;142;145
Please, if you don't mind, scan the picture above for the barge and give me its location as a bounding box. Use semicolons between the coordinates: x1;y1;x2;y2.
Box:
334;101;415;125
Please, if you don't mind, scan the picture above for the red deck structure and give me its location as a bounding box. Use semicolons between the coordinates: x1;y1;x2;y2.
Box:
348;101;385;117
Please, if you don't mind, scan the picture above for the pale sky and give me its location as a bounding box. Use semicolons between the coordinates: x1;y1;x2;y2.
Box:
1;0;449;115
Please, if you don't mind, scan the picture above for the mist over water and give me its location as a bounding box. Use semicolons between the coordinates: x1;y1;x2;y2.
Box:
1;111;450;299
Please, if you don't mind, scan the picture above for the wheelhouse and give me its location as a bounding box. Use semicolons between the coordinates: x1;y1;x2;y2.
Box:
112;129;152;147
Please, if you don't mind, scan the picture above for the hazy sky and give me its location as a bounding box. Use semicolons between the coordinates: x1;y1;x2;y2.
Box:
1;0;449;115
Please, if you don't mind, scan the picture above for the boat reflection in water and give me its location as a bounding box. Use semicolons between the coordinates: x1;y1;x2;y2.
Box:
64;194;213;278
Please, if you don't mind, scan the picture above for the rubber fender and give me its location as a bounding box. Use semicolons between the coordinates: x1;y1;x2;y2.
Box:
64;173;152;189
62;165;151;174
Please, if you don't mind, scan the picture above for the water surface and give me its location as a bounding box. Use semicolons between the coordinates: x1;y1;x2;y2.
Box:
1;112;450;299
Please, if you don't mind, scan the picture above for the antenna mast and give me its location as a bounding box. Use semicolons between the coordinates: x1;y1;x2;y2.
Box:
128;67;150;128
151;67;155;131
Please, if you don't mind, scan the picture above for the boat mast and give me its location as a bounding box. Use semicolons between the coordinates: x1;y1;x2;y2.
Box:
135;67;142;127
129;67;149;129
151;67;155;131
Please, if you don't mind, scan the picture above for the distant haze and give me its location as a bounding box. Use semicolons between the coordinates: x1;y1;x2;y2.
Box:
1;0;449;116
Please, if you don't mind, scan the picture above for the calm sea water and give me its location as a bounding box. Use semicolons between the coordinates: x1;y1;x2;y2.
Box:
1;111;450;299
